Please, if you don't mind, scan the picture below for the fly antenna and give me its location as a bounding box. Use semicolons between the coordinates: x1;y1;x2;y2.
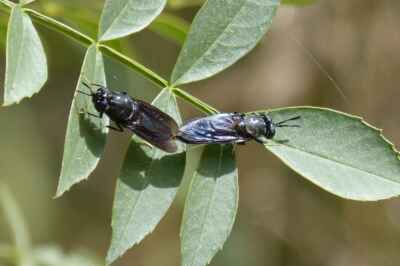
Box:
77;90;92;96
81;76;102;93
80;81;94;95
275;115;301;127
277;124;301;128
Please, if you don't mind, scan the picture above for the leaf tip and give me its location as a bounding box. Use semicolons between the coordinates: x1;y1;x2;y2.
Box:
54;172;92;199
54;183;69;198
105;247;123;265
2;95;26;107
53;189;64;199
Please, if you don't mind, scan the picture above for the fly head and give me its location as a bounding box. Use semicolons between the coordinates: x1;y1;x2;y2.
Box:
261;114;276;139
92;87;111;113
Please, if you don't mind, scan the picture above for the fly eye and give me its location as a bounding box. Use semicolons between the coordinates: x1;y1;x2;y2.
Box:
96;88;107;97
97;98;106;104
94;98;109;112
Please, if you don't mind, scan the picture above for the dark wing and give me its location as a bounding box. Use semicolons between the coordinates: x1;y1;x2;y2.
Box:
125;100;179;153
176;113;249;144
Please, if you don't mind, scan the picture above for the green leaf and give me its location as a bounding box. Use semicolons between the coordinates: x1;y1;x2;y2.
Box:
0;184;34;266
265;107;400;201
149;13;190;45
99;0;167;41
3;6;47;106
181;145;238;266
170;0;280;86
107;88;185;264
56;45;109;197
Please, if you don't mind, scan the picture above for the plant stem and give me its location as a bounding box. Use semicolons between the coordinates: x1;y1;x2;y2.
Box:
25;8;94;46
0;1;219;115
0;0;14;9
98;44;168;88
172;87;218;115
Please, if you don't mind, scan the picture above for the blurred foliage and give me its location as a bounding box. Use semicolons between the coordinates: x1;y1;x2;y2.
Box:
282;0;317;5
0;184;103;266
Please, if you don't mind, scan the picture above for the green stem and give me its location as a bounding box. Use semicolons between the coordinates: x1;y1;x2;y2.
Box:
98;44;168;88
0;1;219;115
0;0;14;9
172;87;218;115
24;8;94;46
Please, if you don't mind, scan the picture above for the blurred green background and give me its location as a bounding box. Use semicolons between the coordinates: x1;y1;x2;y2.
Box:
1;0;400;265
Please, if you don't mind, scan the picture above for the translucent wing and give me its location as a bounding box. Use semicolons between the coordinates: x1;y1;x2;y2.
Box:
176;113;249;144
126;100;179;153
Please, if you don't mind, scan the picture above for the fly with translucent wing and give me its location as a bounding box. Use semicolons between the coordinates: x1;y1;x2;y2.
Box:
176;112;301;145
78;82;179;153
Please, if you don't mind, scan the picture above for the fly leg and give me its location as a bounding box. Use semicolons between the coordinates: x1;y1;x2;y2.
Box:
86;112;103;119
236;140;246;146
107;123;124;132
253;137;266;144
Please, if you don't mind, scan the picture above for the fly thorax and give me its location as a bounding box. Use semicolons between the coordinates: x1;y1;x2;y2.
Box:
108;95;135;119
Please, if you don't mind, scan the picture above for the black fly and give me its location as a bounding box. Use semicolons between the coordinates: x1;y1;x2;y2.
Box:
78;82;179;153
176;112;300;145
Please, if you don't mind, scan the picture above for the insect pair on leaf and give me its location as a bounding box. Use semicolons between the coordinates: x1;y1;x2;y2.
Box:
78;83;301;153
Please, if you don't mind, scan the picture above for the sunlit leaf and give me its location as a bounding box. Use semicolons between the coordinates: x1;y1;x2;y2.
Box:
99;0;167;41
56;45;109;197
266;107;400;201
171;0;279;86
3;6;47;106
107;88;185;264
181;145;238;266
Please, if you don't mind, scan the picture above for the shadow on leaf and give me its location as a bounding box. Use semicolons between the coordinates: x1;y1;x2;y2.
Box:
197;144;236;178
119;142;186;190
78;112;108;158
